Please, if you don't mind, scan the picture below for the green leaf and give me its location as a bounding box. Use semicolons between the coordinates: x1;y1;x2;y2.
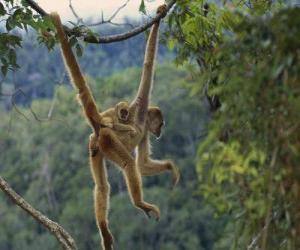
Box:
6;17;15;31
75;44;83;57
139;0;146;14
0;3;6;16
1;65;8;76
8;49;16;64
69;36;77;47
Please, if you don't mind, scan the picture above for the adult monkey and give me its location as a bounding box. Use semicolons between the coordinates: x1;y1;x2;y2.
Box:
51;4;179;250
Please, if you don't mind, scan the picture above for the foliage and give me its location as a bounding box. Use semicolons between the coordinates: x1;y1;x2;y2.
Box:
0;0;56;76
2;0;300;249
165;0;300;249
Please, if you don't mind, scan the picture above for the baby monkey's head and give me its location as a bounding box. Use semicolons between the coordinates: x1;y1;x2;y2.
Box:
115;101;130;121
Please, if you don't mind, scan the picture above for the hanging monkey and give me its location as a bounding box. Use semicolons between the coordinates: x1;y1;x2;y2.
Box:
51;4;179;250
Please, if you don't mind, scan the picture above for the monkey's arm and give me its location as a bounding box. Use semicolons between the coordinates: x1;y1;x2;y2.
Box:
130;5;167;124
137;132;180;186
113;123;136;133
51;13;101;134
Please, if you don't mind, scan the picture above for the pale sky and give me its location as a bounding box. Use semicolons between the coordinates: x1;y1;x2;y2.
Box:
37;0;165;22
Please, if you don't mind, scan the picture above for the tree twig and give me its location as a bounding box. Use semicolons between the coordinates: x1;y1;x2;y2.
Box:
69;0;132;27
24;0;176;44
0;175;77;250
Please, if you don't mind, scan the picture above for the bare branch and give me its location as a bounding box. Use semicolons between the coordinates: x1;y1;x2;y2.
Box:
69;0;133;28
0;175;77;250
25;0;48;16
24;0;176;44
68;0;83;25
88;0;130;27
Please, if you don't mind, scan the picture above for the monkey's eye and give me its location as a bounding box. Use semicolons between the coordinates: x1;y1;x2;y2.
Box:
120;109;129;120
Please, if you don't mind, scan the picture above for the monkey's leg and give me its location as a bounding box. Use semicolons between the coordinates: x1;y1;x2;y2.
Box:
140;159;180;186
89;136;113;250
98;128;160;220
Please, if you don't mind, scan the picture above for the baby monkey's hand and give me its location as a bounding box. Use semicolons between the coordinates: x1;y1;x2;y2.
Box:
100;117;113;128
130;127;137;137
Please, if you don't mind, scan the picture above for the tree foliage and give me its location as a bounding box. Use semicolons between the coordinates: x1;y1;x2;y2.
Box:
164;0;300;249
1;0;300;249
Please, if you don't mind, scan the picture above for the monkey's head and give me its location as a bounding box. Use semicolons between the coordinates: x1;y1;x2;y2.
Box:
147;107;164;139
116;101;130;122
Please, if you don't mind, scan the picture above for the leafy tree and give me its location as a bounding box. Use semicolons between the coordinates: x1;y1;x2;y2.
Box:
164;0;300;249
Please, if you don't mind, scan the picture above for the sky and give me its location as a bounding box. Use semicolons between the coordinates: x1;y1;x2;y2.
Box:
37;0;165;22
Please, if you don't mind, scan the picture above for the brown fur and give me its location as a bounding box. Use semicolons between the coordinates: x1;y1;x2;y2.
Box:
50;5;179;250
100;102;137;136
51;14;102;135
139;108;180;186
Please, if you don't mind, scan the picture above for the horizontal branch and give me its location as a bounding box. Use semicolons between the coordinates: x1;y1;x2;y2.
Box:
25;0;176;44
0;175;77;250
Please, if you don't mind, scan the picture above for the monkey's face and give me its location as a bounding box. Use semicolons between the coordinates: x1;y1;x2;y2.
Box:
151;118;164;138
116;102;130;121
147;107;164;139
119;108;129;121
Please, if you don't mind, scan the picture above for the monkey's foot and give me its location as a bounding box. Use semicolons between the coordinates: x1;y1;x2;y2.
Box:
167;161;180;187
138;202;160;221
100;222;114;250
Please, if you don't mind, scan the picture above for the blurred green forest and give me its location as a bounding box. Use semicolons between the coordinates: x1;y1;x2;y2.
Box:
1;0;300;250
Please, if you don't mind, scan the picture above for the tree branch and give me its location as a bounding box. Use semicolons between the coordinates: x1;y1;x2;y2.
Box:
0;175;77;250
24;0;176;44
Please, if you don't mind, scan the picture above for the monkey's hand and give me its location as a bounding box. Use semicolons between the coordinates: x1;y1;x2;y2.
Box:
129;127;137;137
156;4;168;18
100;117;113;128
89;133;99;157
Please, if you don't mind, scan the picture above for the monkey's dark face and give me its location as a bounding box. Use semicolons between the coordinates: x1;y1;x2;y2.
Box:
119;108;129;121
147;107;164;139
152;119;164;138
116;101;130;121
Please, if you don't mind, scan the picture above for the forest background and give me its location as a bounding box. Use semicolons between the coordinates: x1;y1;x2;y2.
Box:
0;0;299;249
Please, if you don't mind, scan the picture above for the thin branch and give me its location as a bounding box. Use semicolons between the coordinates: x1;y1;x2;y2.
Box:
83;0;131;27
0;175;77;250
24;0;176;44
69;0;134;28
68;0;83;24
25;0;48;16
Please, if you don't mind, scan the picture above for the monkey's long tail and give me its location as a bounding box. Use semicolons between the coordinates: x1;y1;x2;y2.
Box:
50;12;101;134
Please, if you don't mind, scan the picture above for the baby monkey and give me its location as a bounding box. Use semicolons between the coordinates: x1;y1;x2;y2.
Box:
90;101;137;156
100;101;137;136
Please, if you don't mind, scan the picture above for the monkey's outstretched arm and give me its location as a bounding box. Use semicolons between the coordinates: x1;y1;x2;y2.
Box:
137;132;180;186
51;13;101;134
130;4;167;124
